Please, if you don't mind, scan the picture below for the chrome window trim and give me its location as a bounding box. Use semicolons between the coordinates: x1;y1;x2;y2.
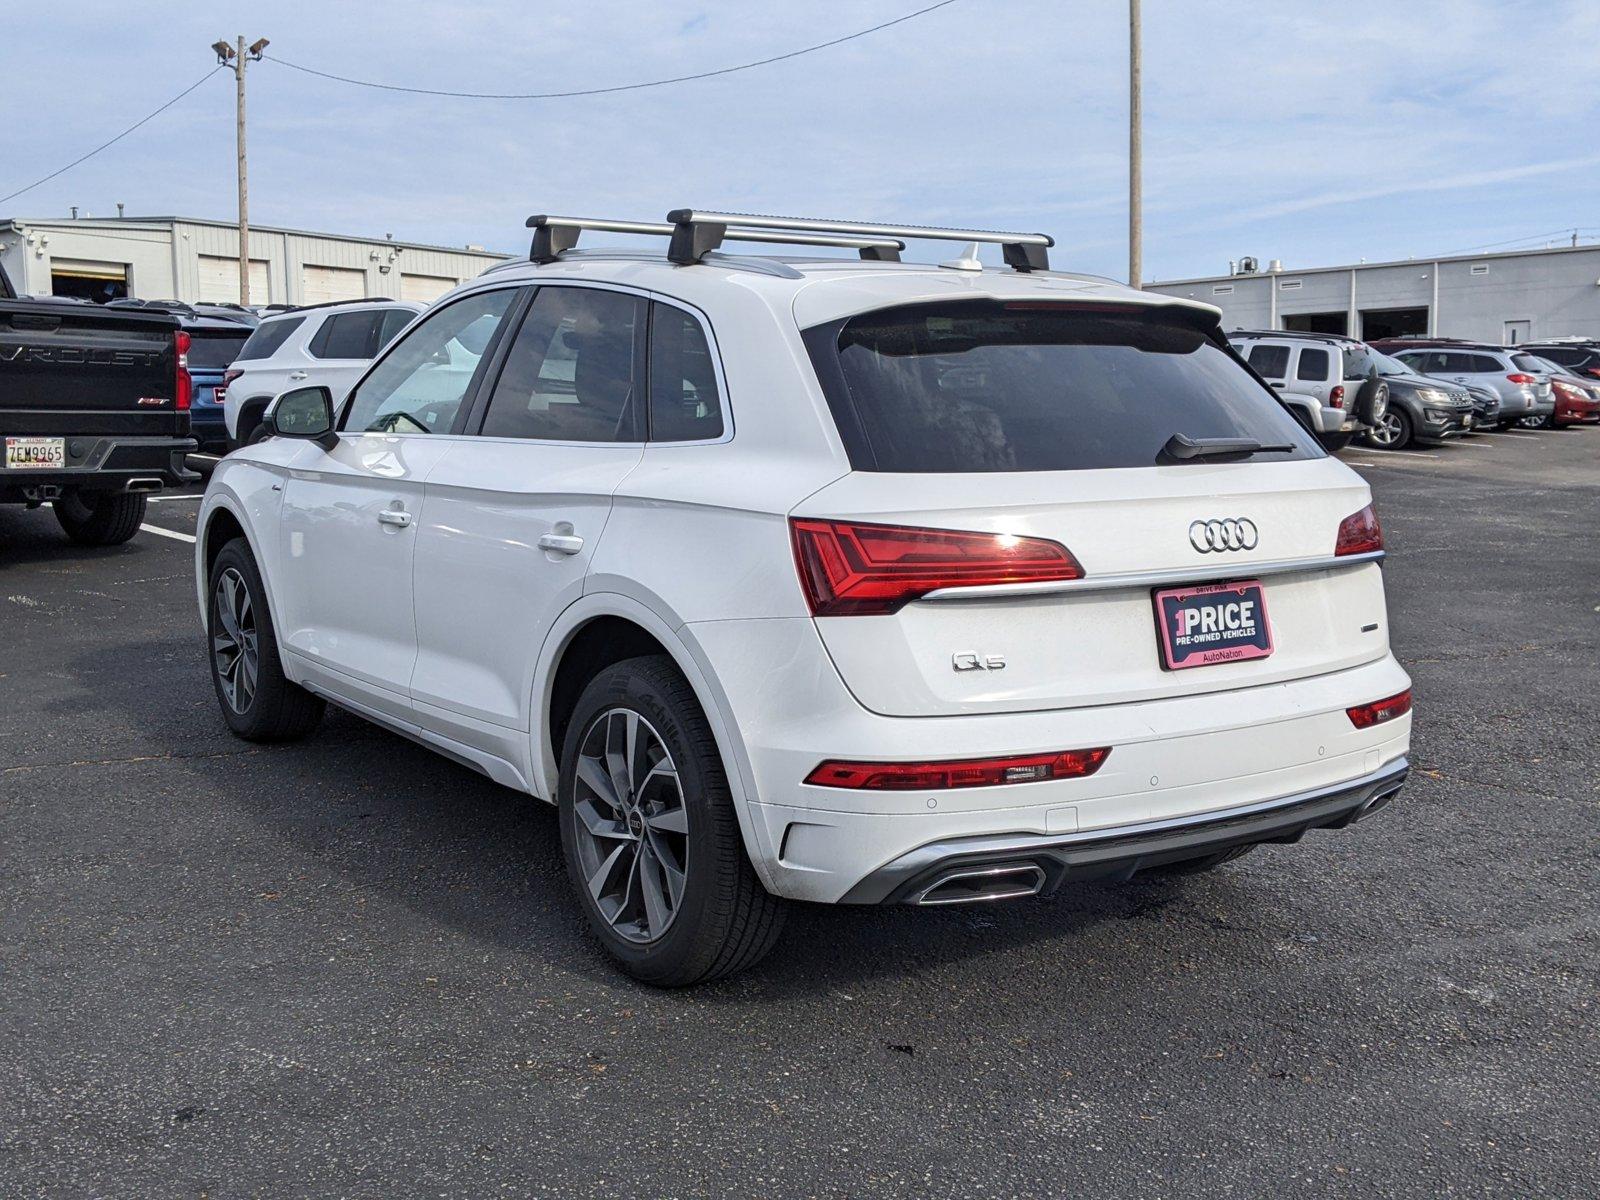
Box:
921;550;1384;601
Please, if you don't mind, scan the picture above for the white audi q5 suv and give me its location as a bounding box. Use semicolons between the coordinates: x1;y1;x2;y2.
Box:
195;210;1412;985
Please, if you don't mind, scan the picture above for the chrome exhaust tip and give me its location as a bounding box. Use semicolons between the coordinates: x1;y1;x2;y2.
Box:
124;477;165;493
912;863;1046;906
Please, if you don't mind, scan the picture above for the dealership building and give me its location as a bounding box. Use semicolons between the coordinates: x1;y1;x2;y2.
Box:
1147;242;1600;345
0;214;509;307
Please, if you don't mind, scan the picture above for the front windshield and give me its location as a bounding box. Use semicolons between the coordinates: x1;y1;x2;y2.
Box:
1373;351;1415;377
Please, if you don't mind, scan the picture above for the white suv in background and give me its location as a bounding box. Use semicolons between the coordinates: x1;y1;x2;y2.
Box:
220;299;422;448
195;211;1412;986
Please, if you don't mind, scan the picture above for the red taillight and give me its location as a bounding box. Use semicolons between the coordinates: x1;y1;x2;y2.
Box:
1330;384;1345;409
216;366;242;403
1347;689;1412;730
805;746;1111;791
1506;373;1535;385
174;329;192;412
1584;368;1600;380
789;519;1083;617
1334;503;1383;556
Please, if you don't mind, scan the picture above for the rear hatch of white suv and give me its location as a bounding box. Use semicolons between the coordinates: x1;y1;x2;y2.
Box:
796;296;1390;717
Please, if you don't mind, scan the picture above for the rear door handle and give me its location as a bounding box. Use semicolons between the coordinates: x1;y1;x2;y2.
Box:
377;509;412;528
288;371;309;381
538;533;584;555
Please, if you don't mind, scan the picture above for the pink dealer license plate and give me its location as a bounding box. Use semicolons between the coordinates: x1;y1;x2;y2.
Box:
1153;579;1273;671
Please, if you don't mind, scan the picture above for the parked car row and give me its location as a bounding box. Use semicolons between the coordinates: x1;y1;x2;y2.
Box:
1224;329;1599;452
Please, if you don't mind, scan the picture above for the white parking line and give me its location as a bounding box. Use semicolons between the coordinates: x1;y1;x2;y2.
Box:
139;524;197;544
146;494;202;503
1498;432;1543;440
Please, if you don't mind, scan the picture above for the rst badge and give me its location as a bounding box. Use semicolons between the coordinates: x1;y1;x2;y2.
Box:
1153;579;1273;670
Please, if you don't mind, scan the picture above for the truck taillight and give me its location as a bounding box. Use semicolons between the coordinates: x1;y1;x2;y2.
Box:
1330;385;1345;409
174;329;192;411
790;518;1083;616
1334;503;1383;556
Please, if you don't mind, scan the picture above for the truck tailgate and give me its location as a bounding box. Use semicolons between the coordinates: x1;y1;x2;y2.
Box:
0;300;184;437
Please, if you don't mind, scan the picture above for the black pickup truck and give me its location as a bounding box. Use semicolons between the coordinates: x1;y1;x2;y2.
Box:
0;262;196;545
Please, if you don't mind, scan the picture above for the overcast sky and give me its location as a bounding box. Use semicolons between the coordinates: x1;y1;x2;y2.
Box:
4;0;1598;281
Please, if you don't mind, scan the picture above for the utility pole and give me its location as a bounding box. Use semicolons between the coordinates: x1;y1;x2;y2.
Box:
212;37;269;305
1128;0;1142;288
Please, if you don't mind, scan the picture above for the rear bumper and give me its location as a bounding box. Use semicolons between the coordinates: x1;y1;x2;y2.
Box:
689;616;1413;904
840;758;1408;903
0;435;197;500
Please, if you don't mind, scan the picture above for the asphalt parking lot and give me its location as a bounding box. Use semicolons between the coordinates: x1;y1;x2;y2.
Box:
2;430;1597;1199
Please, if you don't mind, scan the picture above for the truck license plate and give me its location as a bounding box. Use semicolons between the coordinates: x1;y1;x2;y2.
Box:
4;437;66;470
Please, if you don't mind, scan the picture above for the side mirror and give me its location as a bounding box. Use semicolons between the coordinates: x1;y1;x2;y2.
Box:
263;386;338;450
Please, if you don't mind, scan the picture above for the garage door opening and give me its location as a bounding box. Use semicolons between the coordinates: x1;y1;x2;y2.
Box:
1281;311;1348;334
199;255;270;305
300;265;367;305
1361;307;1429;341
51;260;128;303
400;273;456;304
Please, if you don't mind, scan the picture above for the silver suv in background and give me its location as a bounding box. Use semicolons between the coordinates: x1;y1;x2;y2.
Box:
220;299;422;448
1229;331;1384;451
1375;342;1554;430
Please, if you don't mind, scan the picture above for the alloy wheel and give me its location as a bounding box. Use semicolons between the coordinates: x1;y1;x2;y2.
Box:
212;567;259;714
1369;412;1403;447
571;707;689;944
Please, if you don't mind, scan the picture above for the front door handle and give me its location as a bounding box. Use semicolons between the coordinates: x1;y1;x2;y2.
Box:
288;371;310;381
377;509;412;529
538;533;584;555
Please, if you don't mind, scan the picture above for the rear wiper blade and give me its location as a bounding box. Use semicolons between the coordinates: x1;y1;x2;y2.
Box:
1159;432;1295;462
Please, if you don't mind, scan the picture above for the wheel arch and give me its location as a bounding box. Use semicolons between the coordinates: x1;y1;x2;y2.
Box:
195;487;289;653
533;592;777;892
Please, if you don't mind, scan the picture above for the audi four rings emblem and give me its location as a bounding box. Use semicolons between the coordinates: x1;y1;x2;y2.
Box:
1189;518;1259;553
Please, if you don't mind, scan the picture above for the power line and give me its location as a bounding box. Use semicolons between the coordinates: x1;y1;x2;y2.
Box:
1443;227;1600;256
264;1;961;99
0;68;225;207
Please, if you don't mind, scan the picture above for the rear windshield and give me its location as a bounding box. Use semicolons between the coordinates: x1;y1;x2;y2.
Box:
187;332;250;370
235;316;305;361
805;301;1319;472
1511;354;1547;373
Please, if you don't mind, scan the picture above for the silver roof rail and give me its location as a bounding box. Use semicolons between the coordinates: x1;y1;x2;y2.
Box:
525;215;904;264
664;209;1054;272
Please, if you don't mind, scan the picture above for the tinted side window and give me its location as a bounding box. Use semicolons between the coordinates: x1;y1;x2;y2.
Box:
1246;344;1290;378
478;287;644;442
235;316;304;360
342;289;518;434
1295;348;1330;381
377;308;414;349
310;311;385;360
1511;354;1546;373
649;303;724;441
1468;354;1505;373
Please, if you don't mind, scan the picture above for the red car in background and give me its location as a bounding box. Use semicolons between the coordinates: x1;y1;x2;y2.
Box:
1522;354;1600;427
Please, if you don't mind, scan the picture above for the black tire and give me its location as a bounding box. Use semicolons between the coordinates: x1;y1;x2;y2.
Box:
53;491;147;546
558;655;786;987
1362;406;1413;451
245;423;273;446
207;538;325;742
1317;431;1355;452
1142;844;1256;876
1496;420;1520;431
1353;374;1389;427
